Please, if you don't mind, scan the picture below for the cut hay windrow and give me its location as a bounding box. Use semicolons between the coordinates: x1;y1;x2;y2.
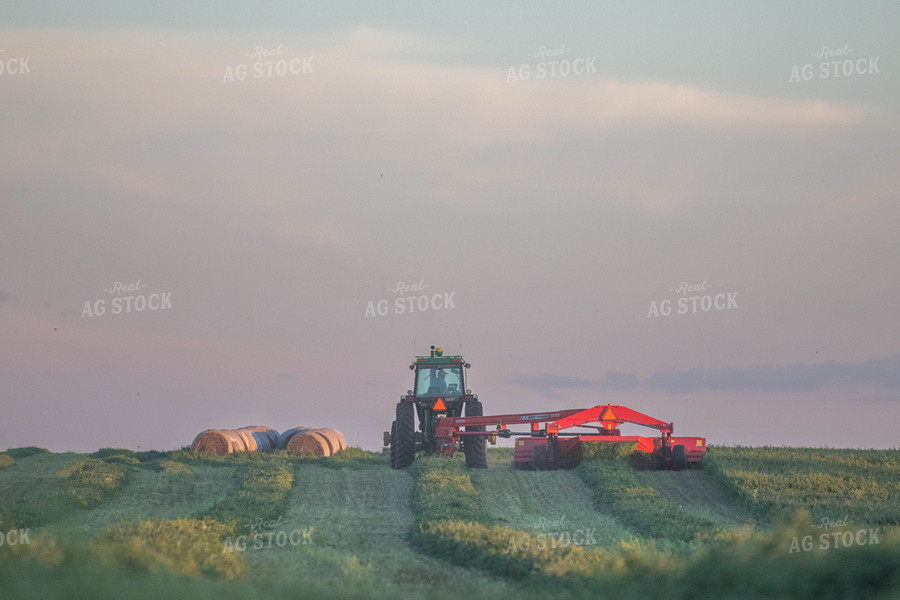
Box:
191;426;280;454
280;427;346;456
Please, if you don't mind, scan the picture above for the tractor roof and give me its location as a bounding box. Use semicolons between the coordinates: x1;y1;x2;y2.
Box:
415;355;465;365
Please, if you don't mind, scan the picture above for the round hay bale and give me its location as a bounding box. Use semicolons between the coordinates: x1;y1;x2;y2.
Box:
323;428;346;452
310;428;344;455
277;427;311;450
218;429;244;453
192;426;282;454
330;429;347;452
190;429;213;451
242;426;280;452
192;430;232;454
285;431;331;456
236;429;258;452
264;429;279;448
249;430;269;451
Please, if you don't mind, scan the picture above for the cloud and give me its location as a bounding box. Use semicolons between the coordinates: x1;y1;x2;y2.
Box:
513;370;640;397
0;26;870;248
0;291;19;304
3;27;867;166
646;354;900;393
604;371;639;391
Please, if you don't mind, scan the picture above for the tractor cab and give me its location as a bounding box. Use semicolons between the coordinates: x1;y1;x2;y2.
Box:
415;365;463;397
406;347;471;433
413;349;466;398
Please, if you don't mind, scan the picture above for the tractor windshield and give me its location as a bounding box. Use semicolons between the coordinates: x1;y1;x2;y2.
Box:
415;365;463;397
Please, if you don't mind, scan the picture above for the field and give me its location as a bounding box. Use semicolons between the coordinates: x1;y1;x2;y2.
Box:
0;444;898;599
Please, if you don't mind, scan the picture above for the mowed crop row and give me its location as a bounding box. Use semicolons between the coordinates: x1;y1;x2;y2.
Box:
704;446;900;526
408;456;628;581
0;447;530;600
406;447;900;599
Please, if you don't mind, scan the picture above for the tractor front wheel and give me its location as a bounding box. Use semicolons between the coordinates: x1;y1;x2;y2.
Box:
389;420;398;469
393;402;415;469
463;400;487;469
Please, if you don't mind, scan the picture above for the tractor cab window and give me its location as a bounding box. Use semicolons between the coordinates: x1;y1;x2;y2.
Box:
415;366;463;397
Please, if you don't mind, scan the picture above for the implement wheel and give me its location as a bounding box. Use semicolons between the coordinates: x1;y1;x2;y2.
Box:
463;400;487;469
672;444;687;471
532;444;548;471
393;402;415;469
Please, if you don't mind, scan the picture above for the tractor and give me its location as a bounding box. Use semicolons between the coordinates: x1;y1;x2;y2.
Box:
385;346;487;469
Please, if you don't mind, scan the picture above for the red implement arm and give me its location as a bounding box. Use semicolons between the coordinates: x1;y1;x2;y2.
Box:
436;404;671;440
552;404;672;434
435;408;585;440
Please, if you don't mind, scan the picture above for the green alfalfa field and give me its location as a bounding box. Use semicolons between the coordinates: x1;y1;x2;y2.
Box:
0;444;898;599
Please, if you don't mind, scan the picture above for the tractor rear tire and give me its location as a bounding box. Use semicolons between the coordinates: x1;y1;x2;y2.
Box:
389;420;398;469
464;400;487;469
672;444;687;471
394;402;415;469
532;444;548;471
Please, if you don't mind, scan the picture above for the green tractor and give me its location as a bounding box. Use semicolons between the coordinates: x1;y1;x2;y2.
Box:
384;346;487;469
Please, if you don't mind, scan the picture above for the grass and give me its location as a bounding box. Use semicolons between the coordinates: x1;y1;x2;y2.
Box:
96;517;245;578
0;445;898;599
58;458;128;507
157;459;192;474
704;446;900;526
576;460;722;545
406;455;654;582
3;456;128;529
410;456;485;524
3;446;50;460
469;451;639;547
201;458;294;534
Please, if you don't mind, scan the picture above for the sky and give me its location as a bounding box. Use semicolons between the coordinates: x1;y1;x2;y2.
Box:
2;1;899;453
